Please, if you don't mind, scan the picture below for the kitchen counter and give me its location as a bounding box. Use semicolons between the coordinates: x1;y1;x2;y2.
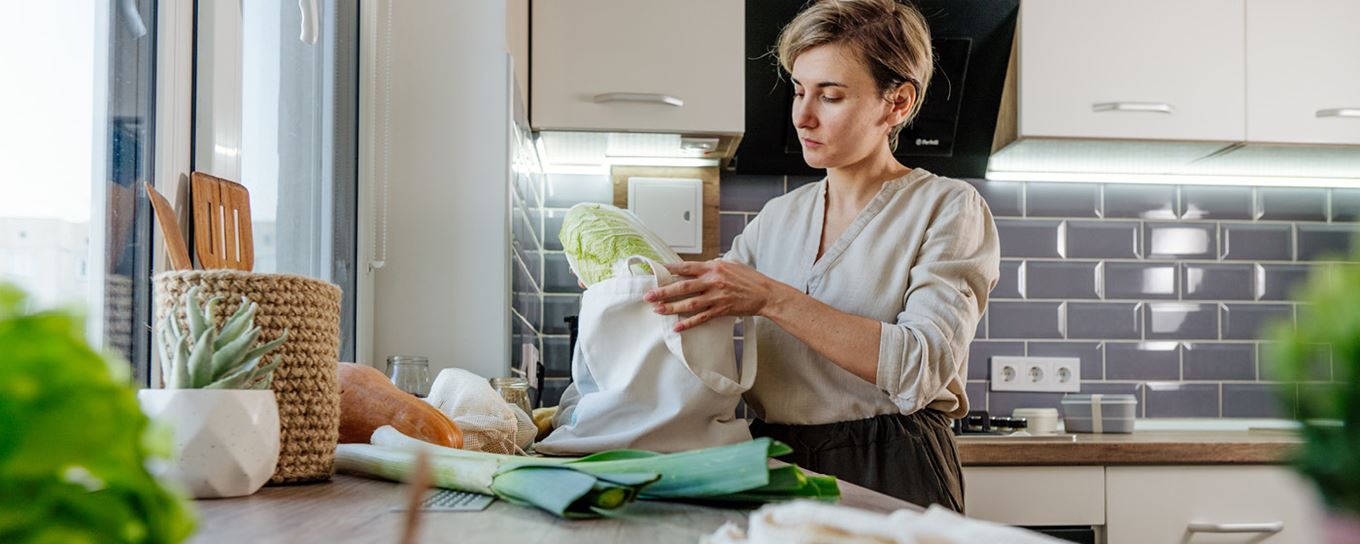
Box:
957;430;1303;466
189;472;920;543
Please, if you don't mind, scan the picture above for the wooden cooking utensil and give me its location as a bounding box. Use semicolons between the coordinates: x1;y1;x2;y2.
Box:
191;172;255;271
144;182;193;270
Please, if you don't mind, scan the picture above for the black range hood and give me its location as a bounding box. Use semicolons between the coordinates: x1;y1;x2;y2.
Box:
736;0;1018;179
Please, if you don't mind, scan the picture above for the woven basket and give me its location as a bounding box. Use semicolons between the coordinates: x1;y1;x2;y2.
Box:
153;270;342;484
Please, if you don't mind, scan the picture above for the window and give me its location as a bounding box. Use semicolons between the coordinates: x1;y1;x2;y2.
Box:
0;1;157;381
193;0;358;361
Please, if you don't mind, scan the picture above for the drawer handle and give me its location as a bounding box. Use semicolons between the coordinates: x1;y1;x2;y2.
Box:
593;93;685;108
1092;102;1174;114
1187;521;1284;534
1317;108;1360;118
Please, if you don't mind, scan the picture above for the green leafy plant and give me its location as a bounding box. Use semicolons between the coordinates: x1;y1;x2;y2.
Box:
560;203;681;286
0;282;196;543
1266;242;1360;516
157;287;288;389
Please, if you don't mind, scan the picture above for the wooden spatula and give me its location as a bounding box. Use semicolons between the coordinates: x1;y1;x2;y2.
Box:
191;172;254;271
144;182;194;270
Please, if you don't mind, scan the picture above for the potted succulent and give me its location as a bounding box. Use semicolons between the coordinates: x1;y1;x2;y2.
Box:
138;287;289;499
1267;251;1360;544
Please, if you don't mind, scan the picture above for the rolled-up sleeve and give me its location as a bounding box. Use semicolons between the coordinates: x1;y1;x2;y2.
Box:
876;191;1000;413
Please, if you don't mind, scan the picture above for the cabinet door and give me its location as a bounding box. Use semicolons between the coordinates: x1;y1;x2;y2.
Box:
531;0;743;134
1019;0;1246;141
962;466;1105;526
1247;0;1360;145
1106;466;1323;544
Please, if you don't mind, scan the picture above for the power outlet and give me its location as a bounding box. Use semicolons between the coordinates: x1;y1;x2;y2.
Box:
990;356;1081;393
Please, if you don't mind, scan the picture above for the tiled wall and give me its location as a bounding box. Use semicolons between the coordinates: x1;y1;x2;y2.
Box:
509;122;546;392
536;169;1356;419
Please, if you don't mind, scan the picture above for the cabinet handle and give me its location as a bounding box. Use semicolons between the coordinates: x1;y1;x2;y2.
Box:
1186;521;1284;534
593;93;684;107
1317;108;1360;118
1092;102;1174;114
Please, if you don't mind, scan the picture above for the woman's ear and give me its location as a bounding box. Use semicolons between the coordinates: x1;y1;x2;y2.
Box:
889;82;917;124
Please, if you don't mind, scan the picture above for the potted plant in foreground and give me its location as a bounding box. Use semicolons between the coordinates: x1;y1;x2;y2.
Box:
1268;250;1360;544
139;287;289;499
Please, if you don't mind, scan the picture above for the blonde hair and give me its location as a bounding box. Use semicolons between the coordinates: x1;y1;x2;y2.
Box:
776;0;934;151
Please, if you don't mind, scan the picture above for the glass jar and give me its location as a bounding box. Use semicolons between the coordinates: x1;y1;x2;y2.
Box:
386;355;432;398
490;376;532;415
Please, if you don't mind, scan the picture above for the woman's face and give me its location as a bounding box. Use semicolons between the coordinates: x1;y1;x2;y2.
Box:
790;43;907;170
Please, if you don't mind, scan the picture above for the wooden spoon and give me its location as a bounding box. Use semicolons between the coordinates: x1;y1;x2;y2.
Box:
144;182;193;270
191;172;255;271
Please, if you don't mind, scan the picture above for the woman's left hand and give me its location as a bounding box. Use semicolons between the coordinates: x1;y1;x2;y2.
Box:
643;260;790;332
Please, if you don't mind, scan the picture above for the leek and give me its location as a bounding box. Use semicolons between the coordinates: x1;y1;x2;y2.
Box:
336;426;841;520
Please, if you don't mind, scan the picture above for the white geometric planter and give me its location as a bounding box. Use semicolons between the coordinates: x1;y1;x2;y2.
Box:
138;389;280;499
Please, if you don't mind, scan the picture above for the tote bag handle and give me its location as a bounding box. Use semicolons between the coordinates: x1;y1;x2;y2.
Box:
617;255;757;396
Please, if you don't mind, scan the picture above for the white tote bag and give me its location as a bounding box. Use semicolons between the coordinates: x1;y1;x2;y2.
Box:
536;255;757;455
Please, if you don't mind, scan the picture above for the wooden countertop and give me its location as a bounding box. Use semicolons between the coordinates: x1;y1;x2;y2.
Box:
189;472;919;543
956;430;1303;466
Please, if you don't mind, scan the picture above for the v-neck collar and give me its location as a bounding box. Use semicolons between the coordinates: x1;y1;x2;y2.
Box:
801;169;930;291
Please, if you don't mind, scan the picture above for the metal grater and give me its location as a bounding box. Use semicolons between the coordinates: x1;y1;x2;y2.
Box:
393;489;495;512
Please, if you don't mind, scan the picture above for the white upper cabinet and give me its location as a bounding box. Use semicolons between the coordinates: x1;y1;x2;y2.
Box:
1019;0;1246;142
1247;0;1360;145
531;0;743;135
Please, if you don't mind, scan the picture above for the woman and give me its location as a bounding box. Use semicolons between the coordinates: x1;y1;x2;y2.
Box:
644;0;999;511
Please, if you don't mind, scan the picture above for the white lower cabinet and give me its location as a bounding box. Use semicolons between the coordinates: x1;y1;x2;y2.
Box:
963;466;1106;526
964;465;1325;543
1106;466;1323;544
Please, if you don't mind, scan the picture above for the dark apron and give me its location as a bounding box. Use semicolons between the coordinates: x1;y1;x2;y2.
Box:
750;409;964;512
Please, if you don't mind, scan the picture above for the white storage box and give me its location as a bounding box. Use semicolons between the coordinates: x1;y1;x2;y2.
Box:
1061;394;1137;433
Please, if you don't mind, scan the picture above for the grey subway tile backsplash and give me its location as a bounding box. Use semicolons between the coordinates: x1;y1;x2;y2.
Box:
1182;343;1256;380
543;252;584;293
1144;303;1218;340
1221;303;1293;340
542;336;572;377
1028;341;1104;381
1103;184;1177;220
989;391;1065;417
543;294;580;335
1257;264;1313;300
1221;223;1293;261
965;179;1023;217
720;213;746;254
1297;224;1356;261
1105;342;1180;380
1146;383;1219;418
1181;186;1253;220
1183;263;1254;301
1067;302;1141;340
996;219;1064;258
544;173;611;207
517;174;1360;420
719;173;783;212
1144;222;1217;260
1103;262;1177;300
993;260;1023;299
543;208;567;251
966;341;1025;380
1256;187;1328;222
1024;261;1100;299
1026;182;1100;218
1331;188;1360;222
1067;220;1140;259
1222;384;1294;418
988;301;1064;339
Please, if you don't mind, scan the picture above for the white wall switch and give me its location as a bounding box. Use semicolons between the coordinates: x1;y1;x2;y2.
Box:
990;356;1081;393
627;176;703;253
